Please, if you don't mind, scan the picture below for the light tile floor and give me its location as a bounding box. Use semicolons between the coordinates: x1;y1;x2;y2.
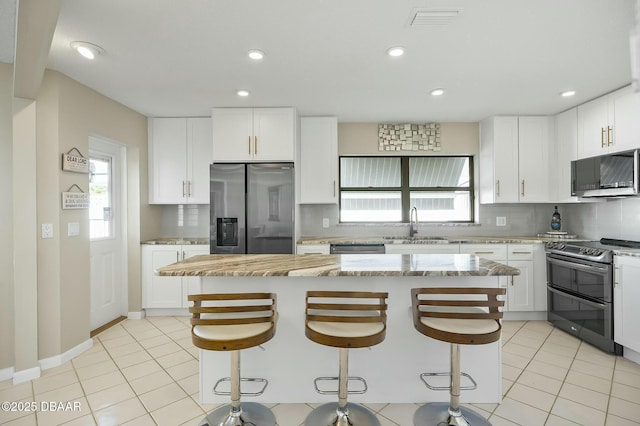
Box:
1;318;640;425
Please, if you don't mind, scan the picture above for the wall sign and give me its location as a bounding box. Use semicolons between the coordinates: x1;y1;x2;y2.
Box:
378;123;441;152
62;184;89;209
62;148;89;173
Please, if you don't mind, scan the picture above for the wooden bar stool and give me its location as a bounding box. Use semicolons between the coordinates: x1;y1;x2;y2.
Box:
411;287;505;426
188;293;277;426
304;290;388;426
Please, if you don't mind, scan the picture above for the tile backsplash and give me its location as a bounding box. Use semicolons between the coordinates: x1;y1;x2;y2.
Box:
160;204;210;238
159;198;640;242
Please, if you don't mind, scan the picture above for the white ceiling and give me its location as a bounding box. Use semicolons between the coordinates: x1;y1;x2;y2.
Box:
2;0;638;122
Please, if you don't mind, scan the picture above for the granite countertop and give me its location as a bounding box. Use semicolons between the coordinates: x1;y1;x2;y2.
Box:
614;248;640;258
142;238;209;245
156;253;520;277
297;235;589;245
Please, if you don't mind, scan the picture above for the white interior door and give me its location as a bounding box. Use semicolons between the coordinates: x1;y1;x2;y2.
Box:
90;137;127;330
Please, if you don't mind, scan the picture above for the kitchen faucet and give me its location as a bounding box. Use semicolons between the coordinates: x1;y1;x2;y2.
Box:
409;206;419;237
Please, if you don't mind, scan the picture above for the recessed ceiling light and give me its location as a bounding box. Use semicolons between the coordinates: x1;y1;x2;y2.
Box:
387;46;405;57
560;90;576;97
430;88;445;96
70;41;105;60
248;50;265;60
237;90;250;97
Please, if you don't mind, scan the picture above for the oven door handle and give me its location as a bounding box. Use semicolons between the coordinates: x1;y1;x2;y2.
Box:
547;256;610;274
547;285;606;309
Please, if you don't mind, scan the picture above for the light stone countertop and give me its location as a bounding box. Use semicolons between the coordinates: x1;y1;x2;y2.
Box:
614;249;640;258
142;238;208;245
297;235;589;245
156;253;520;277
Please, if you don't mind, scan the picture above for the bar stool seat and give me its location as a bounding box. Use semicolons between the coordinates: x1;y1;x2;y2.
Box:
189;293;277;426
411;287;505;426
304;291;388;426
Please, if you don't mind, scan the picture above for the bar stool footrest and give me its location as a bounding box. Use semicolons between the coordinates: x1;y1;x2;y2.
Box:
213;377;269;397
419;372;477;391
313;376;368;395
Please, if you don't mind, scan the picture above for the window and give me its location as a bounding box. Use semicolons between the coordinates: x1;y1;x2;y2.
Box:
89;154;113;239
339;156;474;223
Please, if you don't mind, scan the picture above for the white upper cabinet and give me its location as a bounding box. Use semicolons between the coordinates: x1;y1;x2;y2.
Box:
299;117;338;204
148;117;212;204
518;117;552;202
212;107;296;162
479;116;551;203
577;86;640;158
552;108;579;203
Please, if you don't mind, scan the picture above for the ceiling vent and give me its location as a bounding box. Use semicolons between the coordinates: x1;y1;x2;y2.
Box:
409;9;460;26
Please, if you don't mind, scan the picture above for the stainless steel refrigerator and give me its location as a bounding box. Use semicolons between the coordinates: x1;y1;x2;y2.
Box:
210;163;294;254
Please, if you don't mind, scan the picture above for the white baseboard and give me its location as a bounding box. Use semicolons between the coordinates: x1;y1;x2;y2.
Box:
39;339;93;371
128;311;145;320
13;366;40;384
0;366;15;382
624;347;640;365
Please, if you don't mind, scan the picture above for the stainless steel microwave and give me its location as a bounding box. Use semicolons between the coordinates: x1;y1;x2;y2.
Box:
571;149;639;197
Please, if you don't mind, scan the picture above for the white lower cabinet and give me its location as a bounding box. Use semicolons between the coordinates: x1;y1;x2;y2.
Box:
296;244;331;254
384;244;460;254
614;255;640;353
142;244;209;310
459;244;541;312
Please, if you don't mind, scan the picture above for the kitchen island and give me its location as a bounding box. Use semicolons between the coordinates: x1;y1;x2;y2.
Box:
157;253;519;404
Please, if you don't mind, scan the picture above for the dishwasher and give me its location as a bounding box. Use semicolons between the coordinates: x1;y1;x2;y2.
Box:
329;243;386;254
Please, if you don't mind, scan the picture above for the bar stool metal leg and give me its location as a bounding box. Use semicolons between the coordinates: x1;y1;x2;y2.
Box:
414;344;490;426
200;351;276;426
305;348;380;426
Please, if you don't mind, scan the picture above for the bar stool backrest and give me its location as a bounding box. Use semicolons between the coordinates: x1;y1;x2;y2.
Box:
188;293;277;351
305;291;388;348
411;287;505;345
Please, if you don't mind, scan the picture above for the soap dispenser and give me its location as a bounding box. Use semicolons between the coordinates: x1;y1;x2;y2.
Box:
551;206;561;231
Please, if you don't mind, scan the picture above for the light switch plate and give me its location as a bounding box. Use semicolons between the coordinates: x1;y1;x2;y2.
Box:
42;223;53;239
496;217;507;226
68;222;80;237
322;218;330;228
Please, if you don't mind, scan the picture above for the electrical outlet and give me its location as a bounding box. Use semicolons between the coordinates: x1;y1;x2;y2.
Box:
42;223;53;239
322;218;330;228
496;216;507;227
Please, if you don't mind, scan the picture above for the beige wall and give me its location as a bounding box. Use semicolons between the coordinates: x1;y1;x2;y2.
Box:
338;122;479;156
33;70;161;356
0;63;15;370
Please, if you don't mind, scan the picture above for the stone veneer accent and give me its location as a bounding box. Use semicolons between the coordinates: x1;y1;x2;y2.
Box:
378;123;441;151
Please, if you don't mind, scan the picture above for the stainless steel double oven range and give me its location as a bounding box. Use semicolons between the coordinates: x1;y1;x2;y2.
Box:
545;238;640;355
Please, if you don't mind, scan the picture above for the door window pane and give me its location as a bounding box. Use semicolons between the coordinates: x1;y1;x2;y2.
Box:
340;191;402;222
340;157;400;187
90;155;112;239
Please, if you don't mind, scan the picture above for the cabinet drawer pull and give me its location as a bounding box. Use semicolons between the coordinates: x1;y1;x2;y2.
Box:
254;136;258;155
187;181;191;197
176;251;180;262
182;181;186;197
607;126;613;146
521;180;525;197
333;180;336;197
601;127;606;148
496;180;500;197
474;251;495;254
511;251;532;254
248;136;251;154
